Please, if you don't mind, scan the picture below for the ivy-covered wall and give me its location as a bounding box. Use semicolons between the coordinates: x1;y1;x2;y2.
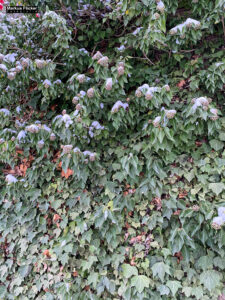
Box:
0;0;225;299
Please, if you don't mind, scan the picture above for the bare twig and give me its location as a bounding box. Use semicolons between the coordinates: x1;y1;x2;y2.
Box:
221;17;225;41
142;52;155;65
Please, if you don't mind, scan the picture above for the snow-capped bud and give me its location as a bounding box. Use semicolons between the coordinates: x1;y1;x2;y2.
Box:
153;116;161;127
192;205;199;211
77;74;85;83
97;56;109;67
26;124;39;133
38;140;44;149
207;98;212;104
203;106;208;111
164;84;170;92
154;12;160;19
7;72;16;80
210;108;218;120
165;109;176;119
118;62;125;68
11;136;15;141
15;65;22;73
105;78;113;90
199;97;209;106
135;89;142;98
76;104;81;111
72;96;79;104
50;133;56;141
35;59;46;69
20;57;30;68
87;87;95;98
0;54;4;62
89;153;96;161
0;64;8;73
92;51;103;60
145;90;153;100
84;158;89;164
62;109;67;115
117;66;125;76
170;28;177;35
212;216;224;229
62;145;73;154
156;1;165;13
43;79;51;88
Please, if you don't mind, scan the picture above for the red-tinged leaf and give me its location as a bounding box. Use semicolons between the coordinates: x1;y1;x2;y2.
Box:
177;79;186;88
43;250;51;258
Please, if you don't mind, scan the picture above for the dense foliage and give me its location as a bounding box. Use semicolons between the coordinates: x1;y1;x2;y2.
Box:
0;0;225;299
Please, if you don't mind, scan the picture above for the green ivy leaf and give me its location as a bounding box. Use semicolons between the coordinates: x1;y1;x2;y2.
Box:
209;139;224;151
200;270;221;291
208;182;225;196
131;275;150;293
166;280;182;296
122;264;138;279
151;261;170;282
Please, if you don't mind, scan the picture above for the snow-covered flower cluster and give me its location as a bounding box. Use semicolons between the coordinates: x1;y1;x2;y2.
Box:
61;144;73;154
169;18;201;35
35;59;48;69
135;84;162;100
26;124;39;133
17;130;26;142
83;150;97;161
76;74;86;83
87;87;95;98
37;140;45;149
191;96;212;112
97;56;109;67
117;62;125;77
209;108;219;121
43;79;52;88
89;121;104;137
156;0;165;13
50;133;56;141
153;116;161;127
212;207;225;229
105;78;113;90
5;174;17;184
20;57;30;68
165;109;176;119
62;113;73;128
0;64;8;73
92;51;103;60
0;108;10;116
111;101;129;113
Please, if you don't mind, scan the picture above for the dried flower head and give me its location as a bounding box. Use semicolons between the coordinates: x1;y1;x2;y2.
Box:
105;78;113;90
92;51;103;60
72;96;79;104
165;109;176;119
97;56;109;67
117;66;125;76
77;74;85;83
153;116;161;127
87;88;94;98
